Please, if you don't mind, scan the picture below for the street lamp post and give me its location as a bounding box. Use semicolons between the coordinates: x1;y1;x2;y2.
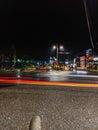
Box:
52;44;64;62
56;44;59;62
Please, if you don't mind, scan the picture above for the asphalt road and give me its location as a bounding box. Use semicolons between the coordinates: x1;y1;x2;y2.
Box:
0;84;98;130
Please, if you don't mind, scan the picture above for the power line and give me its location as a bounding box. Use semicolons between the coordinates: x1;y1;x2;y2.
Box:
83;0;94;49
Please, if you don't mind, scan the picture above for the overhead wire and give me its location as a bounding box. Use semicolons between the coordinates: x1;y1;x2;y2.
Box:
83;0;95;49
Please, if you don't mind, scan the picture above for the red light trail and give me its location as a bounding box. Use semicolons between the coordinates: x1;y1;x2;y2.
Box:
0;76;98;88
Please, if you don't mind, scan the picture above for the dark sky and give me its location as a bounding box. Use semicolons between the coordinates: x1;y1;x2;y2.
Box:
0;0;98;60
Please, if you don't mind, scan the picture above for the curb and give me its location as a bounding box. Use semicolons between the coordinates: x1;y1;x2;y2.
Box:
29;116;41;130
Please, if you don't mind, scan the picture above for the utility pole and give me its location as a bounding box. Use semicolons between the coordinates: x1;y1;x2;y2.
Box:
83;0;95;68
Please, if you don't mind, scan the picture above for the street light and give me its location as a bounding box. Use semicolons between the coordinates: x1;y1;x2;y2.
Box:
52;44;64;62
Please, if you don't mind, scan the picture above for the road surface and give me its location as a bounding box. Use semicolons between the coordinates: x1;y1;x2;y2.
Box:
0;84;98;130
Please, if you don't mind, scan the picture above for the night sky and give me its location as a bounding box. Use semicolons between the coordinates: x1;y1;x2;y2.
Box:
0;0;98;60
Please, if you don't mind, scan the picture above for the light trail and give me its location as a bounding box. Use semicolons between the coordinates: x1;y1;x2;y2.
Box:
0;78;98;88
0;74;98;78
63;74;98;78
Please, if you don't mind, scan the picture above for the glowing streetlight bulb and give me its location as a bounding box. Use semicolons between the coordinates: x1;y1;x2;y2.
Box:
53;45;56;50
59;45;64;50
